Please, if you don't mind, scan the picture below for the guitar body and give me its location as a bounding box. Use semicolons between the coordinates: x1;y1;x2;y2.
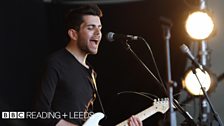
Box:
83;112;105;126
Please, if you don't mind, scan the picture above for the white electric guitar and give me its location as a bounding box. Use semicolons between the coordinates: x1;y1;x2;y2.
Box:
83;98;171;126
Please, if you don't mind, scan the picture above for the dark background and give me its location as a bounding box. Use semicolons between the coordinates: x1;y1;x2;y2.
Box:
0;0;201;126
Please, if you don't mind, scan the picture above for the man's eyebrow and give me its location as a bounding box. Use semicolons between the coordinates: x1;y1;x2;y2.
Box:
87;24;102;27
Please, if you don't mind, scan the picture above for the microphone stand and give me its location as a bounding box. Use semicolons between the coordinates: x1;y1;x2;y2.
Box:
191;67;223;126
119;38;197;126
162;24;177;126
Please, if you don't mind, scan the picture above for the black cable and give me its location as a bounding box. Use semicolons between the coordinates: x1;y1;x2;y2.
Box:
139;37;167;93
117;91;158;101
218;73;224;82
124;40;162;87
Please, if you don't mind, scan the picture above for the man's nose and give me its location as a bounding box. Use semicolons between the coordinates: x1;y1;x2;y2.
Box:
94;28;101;35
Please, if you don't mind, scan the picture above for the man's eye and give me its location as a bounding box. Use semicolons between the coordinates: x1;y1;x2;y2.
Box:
87;27;94;30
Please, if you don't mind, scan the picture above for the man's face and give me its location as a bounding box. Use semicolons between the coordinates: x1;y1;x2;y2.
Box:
76;15;102;55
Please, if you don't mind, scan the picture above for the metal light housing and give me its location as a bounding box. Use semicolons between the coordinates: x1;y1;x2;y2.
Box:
182;68;217;96
185;11;214;40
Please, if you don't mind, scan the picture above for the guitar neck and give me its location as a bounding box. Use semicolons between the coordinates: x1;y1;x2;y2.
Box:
116;106;157;126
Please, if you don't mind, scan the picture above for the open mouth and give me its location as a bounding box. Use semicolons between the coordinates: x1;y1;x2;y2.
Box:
89;39;99;49
90;39;99;44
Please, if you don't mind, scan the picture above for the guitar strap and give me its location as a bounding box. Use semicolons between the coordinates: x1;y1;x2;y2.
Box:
91;71;98;91
84;72;97;115
90;71;106;118
85;70;106;123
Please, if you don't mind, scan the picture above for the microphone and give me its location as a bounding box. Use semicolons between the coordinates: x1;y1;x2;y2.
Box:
180;44;205;73
106;32;139;42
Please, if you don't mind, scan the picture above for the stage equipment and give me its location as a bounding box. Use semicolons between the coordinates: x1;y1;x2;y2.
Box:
161;17;177;126
106;30;197;125
180;44;217;96
185;11;214;40
182;0;216;96
181;0;223;125
182;67;217;96
185;0;214;40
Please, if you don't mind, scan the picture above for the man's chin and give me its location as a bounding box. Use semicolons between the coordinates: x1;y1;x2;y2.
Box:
88;50;98;55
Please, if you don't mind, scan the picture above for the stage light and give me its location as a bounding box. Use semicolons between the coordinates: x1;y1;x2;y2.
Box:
182;68;216;96
185;11;214;40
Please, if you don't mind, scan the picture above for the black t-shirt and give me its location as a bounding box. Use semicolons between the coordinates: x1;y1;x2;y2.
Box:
35;48;95;126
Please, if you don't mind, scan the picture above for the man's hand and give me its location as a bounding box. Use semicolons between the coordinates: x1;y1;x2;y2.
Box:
128;116;143;126
56;119;78;126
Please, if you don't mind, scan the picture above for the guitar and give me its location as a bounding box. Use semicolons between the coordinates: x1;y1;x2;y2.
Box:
83;112;105;126
83;98;171;126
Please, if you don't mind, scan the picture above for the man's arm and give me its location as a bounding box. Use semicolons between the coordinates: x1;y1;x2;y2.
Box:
35;61;61;125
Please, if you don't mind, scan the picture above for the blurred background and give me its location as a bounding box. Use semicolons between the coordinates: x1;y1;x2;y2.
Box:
1;0;224;125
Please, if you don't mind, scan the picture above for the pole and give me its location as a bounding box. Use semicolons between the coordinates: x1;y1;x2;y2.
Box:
162;24;177;126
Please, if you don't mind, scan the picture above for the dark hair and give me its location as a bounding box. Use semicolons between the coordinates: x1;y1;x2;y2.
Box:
65;4;103;31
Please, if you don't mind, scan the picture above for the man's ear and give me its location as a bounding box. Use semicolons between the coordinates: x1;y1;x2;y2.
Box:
68;29;78;41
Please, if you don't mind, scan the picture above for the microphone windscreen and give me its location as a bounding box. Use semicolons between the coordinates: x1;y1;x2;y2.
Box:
180;44;189;53
106;32;115;42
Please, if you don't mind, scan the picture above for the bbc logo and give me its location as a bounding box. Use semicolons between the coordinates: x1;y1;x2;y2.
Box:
2;112;25;119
